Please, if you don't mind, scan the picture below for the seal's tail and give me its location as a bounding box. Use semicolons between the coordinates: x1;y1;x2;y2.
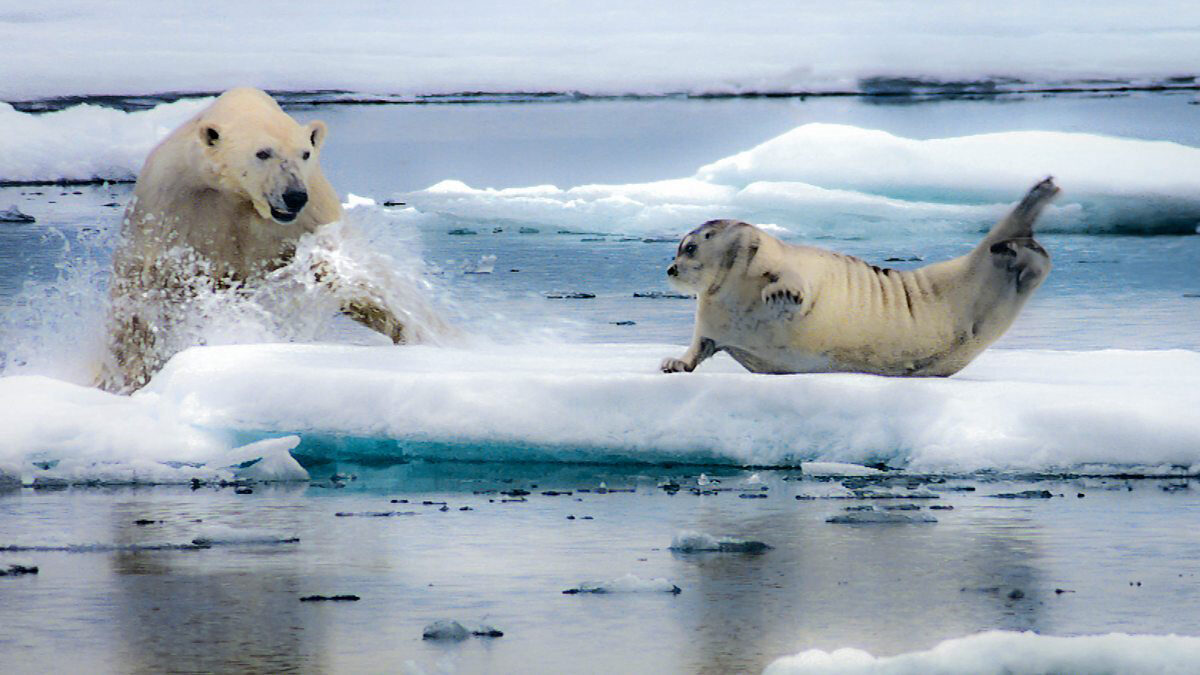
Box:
983;177;1059;245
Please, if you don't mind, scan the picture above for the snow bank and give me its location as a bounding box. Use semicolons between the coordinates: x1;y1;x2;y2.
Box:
3;2;1200;100
409;125;1200;236
3;342;1195;480
0;99;206;183
764;630;1200;675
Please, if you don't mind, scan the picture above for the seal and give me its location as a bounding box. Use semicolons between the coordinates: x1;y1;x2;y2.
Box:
660;177;1058;377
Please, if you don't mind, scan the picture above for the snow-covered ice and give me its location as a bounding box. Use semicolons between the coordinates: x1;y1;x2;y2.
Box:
2;343;1198;482
2;2;1199;101
408;125;1200;236
0;99;205;183
6;103;1200;236
764;630;1200;675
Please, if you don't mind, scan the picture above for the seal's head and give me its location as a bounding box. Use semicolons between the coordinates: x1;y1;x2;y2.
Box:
666;219;753;294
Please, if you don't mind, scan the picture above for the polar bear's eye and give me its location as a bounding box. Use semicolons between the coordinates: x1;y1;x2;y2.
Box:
302;151;311;161
255;149;273;160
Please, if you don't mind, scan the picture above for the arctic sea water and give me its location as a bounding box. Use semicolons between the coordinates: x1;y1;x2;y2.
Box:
2;92;1200;673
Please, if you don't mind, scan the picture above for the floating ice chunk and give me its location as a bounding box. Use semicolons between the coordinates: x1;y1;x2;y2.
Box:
0;206;35;223
223;436;309;482
563;573;681;594
763;630;1200;675
343;193;377;208
407;124;1200;236
463;254;497;275
670;530;772;554
422;620;469;641
802;463;884;477
0;561;39;576
826;511;937;524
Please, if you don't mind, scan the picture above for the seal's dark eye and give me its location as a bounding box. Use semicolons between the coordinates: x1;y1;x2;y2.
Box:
683;243;698;256
302;151;311;161
255;149;272;160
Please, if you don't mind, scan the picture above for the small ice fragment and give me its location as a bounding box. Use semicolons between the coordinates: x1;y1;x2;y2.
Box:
697;474;710;486
423;619;470;641
343;193;376;208
463;254;497;274
225;436;309;482
826;512;937;524
563;573;681;595
472;624;504;638
0;562;39;576
801;462;883;477
670;530;772;554
987;490;1055;499
744;473;762;485
0;206;35;223
299;594;359;602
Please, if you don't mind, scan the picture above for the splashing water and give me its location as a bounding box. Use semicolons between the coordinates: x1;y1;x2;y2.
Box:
0;201;455;388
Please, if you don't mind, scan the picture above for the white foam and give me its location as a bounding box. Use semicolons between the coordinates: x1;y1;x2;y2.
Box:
2;2;1199;100
764;630;1200;675
406;125;1200;236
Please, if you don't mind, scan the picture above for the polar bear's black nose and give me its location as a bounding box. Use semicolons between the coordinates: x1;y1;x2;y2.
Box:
282;189;308;212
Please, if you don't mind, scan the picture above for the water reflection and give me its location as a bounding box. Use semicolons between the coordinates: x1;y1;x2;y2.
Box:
107;494;323;674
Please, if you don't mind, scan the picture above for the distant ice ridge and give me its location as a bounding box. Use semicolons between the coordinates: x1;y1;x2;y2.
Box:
764;630;1200;674
2;2;1200;100
408;124;1200;236
3;343;1197;481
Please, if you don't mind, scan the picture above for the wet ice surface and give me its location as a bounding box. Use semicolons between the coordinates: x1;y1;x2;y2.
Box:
2;469;1200;673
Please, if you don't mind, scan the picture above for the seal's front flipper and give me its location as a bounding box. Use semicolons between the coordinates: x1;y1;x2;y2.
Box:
984;177;1060;245
660;337;717;373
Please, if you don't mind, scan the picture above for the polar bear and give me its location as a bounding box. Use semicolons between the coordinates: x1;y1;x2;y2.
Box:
97;87;428;394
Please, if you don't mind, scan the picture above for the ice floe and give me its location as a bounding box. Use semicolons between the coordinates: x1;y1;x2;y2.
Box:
2;342;1198;483
764;630;1200;675
407;125;1200;236
3;2;1200;100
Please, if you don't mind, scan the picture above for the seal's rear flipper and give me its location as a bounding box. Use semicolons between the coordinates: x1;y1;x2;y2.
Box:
982;177;1059;247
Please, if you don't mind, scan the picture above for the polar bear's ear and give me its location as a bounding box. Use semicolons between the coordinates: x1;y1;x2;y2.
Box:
307;121;327;150
200;123;222;147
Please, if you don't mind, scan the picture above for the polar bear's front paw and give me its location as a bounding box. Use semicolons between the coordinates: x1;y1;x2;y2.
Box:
660;357;693;373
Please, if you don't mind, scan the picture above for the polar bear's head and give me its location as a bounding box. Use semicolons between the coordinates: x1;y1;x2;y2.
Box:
197;94;329;225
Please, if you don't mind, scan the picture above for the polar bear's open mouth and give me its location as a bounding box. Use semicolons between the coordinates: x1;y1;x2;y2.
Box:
270;207;299;224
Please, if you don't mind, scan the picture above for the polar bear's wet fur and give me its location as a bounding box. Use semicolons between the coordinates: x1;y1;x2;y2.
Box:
98;88;432;393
